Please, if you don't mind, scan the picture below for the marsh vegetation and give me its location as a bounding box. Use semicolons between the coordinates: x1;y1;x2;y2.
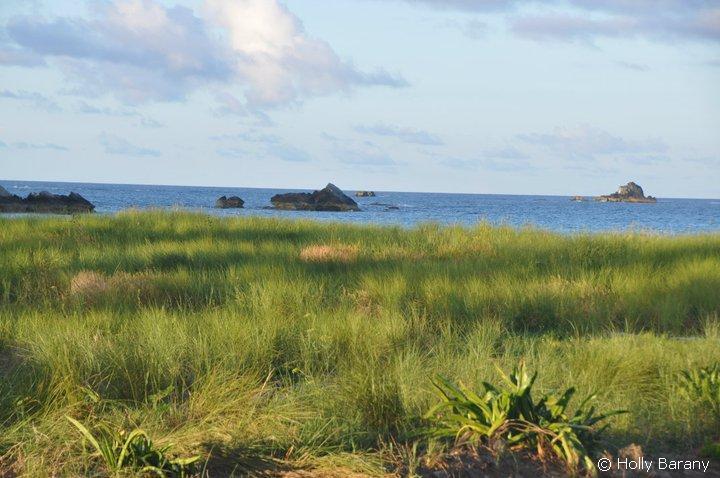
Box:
1;211;719;476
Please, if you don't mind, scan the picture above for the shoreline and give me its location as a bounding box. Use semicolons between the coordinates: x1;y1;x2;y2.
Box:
2;207;719;237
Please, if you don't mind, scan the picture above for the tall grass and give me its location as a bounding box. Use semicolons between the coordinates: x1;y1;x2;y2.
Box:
1;211;719;475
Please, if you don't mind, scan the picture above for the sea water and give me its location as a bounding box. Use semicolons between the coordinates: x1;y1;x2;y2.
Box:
2;180;718;234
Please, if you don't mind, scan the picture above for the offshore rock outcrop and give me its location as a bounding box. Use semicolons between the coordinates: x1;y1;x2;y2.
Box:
596;182;657;203
271;183;360;212
215;196;244;209
355;191;376;197
0;189;95;213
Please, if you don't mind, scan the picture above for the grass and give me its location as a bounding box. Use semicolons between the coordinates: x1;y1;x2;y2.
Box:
0;210;719;476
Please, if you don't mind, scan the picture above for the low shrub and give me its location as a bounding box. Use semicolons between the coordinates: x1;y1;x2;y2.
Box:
424;362;625;474
679;363;720;422
66;416;200;477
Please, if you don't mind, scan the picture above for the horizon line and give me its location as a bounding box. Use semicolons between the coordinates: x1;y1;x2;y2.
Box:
1;178;717;201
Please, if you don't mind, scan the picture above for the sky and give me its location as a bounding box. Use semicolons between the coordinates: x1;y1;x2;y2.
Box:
0;0;718;197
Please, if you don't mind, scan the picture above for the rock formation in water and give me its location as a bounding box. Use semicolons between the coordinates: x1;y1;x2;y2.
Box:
0;189;95;213
271;183;360;212
355;191;376;197
571;196;585;202
215;196;244;209
596;182;656;203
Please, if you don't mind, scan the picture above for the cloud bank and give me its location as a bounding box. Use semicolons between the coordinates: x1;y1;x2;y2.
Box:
517;125;668;159
99;133;160;157
0;89;61;112
439;125;670;173
1;0;407;107
382;0;720;43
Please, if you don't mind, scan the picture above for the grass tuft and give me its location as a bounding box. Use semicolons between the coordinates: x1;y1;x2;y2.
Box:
299;244;359;263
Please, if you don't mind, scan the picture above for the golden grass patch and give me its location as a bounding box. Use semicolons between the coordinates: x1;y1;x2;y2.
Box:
69;270;157;303
69;271;109;297
299;245;359;263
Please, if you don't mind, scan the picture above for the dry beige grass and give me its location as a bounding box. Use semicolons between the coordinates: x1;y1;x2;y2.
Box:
69;270;157;303
299;245;359;263
69;271;109;298
277;470;374;478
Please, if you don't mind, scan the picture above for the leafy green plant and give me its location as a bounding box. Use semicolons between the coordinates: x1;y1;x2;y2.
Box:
66;416;200;477
424;362;625;473
679;363;720;421
700;440;720;460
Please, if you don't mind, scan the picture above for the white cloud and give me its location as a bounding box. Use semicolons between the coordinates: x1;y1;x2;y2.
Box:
440;146;532;172
6;1;231;103
2;0;407;108
375;0;720;44
99;133;160;157
0;139;68;151
212;129;309;162
0;89;61;112
517;125;668;160
323;134;396;167
76;101;137;117
384;0;518;12
438;126;672;173
355;123;444;145
13;141;68;151
205;0;406;108
510;8;720;44
614;61;649;72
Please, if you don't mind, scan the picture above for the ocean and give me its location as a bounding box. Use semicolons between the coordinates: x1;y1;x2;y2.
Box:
2;180;718;234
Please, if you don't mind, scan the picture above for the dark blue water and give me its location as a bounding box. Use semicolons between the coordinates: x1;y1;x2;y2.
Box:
2;180;719;234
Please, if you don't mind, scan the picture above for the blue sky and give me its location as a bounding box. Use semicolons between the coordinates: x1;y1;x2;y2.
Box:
0;0;718;197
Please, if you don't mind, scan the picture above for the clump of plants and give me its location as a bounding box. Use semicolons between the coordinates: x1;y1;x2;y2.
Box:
424;362;625;474
680;363;720;461
679;363;720;421
700;441;720;460
66;416;200;477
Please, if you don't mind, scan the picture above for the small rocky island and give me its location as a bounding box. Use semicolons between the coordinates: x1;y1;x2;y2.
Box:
215;196;244;209
596;182;657;203
355;191;376;197
0;186;95;214
271;183;360;212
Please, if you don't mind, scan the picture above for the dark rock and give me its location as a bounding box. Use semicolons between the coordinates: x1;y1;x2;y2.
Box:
0;189;95;214
386;206;400;210
215;196;244;209
596;182;657;203
0;185;12;198
271;183;360;212
355;191;376;197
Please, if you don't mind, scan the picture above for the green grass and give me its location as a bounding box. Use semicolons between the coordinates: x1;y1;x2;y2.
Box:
1;210;719;476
